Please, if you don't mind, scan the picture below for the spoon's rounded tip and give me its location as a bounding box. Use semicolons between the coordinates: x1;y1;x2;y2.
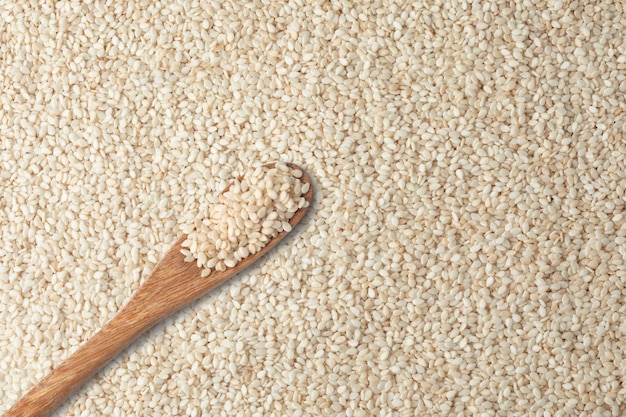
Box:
179;162;313;279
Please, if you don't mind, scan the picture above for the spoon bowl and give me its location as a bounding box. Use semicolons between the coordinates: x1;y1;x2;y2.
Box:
5;162;313;417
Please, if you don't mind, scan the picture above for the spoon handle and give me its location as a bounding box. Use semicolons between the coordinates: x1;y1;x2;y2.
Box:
4;294;160;417
4;234;243;417
4;235;216;417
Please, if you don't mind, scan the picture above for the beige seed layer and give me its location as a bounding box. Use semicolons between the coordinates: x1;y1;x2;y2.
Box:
180;163;309;276
1;0;626;416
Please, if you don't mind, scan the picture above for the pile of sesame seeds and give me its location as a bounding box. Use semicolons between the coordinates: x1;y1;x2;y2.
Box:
180;163;309;276
1;0;626;416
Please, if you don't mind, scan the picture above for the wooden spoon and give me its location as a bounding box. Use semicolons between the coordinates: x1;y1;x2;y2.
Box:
5;162;313;417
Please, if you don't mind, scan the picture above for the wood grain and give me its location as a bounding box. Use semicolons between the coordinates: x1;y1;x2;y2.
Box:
4;162;313;417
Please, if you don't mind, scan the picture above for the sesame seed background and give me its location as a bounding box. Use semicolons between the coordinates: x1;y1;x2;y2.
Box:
1;0;626;416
